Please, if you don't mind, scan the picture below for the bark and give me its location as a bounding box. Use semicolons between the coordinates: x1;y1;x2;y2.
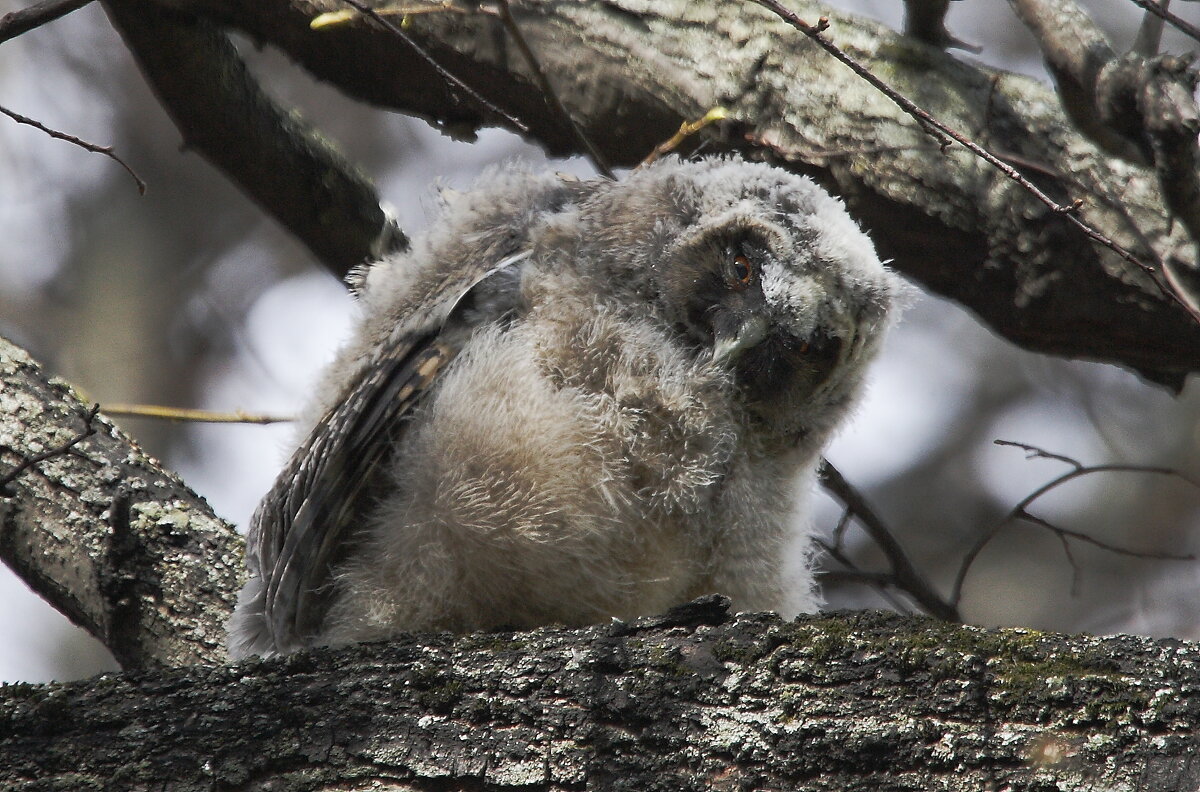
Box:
0;336;241;670
2;600;1199;791
107;0;1200;387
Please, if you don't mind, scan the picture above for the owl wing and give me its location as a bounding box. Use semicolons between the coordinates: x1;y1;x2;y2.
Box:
255;252;537;648
242;255;528;656
227;169;596;657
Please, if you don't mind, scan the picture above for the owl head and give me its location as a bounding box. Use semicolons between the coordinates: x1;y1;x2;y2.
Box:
574;157;900;445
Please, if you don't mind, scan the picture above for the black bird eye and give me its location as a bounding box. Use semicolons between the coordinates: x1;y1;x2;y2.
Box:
729;252;754;290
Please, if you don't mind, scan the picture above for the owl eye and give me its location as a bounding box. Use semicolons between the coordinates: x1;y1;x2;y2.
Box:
729;253;754;290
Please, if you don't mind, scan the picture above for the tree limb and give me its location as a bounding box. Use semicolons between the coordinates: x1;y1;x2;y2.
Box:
2;602;1198;791
1010;0;1200;313
112;0;1200;387
101;0;406;279
0;335;242;669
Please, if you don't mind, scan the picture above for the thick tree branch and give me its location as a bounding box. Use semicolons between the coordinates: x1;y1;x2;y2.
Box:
0;336;241;669
1011;0;1200;304
101;0;406;279
112;0;1200;387
2;602;1199;791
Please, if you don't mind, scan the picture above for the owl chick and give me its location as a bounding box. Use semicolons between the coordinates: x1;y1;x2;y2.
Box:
227;156;898;658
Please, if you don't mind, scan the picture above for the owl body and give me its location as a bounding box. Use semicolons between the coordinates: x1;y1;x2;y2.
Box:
228;157;897;658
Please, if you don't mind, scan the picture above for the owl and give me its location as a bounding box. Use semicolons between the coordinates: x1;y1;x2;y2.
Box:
227;156;898;658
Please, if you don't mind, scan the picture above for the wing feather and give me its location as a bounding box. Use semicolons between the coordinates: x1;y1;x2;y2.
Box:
245;256;526;654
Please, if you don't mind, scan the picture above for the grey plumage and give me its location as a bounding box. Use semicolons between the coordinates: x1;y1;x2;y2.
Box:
227;157;899;658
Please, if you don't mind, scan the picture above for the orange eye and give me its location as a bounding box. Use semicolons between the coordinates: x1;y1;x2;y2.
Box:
731;254;753;288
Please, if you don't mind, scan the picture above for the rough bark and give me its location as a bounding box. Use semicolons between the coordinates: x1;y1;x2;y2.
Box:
2;600;1199;791
0;336;241;670
110;0;1200;387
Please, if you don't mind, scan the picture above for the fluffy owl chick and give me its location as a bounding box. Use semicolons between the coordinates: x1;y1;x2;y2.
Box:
227;157;898;658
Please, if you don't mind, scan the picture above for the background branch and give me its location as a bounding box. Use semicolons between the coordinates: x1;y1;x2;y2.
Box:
819;460;960;621
0;0;93;44
101;0;406;279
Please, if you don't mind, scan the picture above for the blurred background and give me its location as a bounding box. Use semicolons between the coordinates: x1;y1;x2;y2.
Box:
2;0;1199;682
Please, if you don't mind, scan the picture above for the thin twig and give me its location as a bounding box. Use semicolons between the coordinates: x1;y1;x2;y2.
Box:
1;104;145;194
951;440;1198;605
748;0;1200;322
489;0;613;178
819;459;960;621
831;506;853;553
814;539;915;614
1018;508;1193;562
1126;0;1200;46
101;403;293;425
0;0;93;45
993;438;1081;468
0;404;100;494
333;0;529;133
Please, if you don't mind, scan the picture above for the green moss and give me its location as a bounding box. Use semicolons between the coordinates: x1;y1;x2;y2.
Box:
644;645;694;678
408;666;465;713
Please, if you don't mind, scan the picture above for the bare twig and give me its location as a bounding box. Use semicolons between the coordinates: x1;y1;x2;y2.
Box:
334;0;529;133
489;0;613;178
0;0;92;44
819;459;960;621
994;438;1080;467
1020;508;1190;561
951;440;1198;605
100;403;293;425
0;104;145;194
814;539;915;614
0;404;100;494
751;0;1200;323
830;506;853;553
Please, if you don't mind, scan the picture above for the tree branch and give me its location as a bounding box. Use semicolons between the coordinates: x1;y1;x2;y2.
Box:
0;103;146;193
115;0;1200;386
0;335;242;669
2;603;1199;790
0;0;93;44
101;0;406;279
1011;0;1200;311
819;460;959;621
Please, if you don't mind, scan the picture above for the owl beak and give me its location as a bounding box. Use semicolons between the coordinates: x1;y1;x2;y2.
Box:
711;312;769;363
